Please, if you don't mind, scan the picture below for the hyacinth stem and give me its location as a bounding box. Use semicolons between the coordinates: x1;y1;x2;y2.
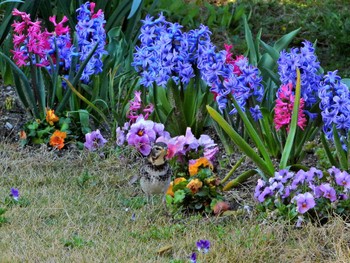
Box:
223;169;258;191
221;156;246;185
279;68;301;169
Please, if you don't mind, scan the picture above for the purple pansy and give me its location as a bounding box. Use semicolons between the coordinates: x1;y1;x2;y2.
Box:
196;239;210;254
84;129;107;151
314;183;337;202
335;171;350;188
10;188;20;201
294;192;316;214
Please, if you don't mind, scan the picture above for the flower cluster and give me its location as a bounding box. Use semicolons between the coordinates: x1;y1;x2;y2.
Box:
118;116;169;156
20;109;71;150
127;91;154;123
166;156;222;213
11;2;106;83
11;8;51;67
255;167;350;224
132;13;212;87
277;40;323;108
319;70;350;149
189;239;211;263
75;2;107;82
196;41;264;114
132;14;263;114
116;91;219;160
274;82;307;131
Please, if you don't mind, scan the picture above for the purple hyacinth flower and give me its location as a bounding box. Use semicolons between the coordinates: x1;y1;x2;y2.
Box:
84;129;107;151
294;192;316;214
249;105;263;121
196;239;210;254
10;188;19;201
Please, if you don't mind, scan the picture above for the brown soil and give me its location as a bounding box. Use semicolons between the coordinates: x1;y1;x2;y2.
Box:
0;82;29;143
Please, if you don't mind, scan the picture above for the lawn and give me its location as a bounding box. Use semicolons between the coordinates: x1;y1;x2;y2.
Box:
1;142;350;262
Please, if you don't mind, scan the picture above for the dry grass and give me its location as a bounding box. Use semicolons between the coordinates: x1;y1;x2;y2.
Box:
1;142;350;262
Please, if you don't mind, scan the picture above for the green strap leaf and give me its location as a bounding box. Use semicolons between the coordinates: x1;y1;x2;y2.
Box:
127;0;142;19
63;78;109;130
332;125;348;170
207;105;273;177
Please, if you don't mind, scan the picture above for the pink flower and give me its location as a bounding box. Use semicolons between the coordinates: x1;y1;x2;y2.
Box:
12;8;31;22
274;83;307;131
49;16;70;36
12;21;26;34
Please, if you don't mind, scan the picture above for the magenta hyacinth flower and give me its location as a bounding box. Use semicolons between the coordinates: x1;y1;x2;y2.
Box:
84;129;107;151
294;192;316;214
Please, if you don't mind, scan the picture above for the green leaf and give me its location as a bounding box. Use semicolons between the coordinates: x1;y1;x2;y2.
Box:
243;15;257;65
0;51;39;118
127;0;142;19
229;95;275;173
0;0;24;5
332;125;348;170
63;78;109;129
223;169;258;191
320;133;338;167
78;110;91;134
273;28;301;52
173;190;186;204
207;105;274;177
341;78;350;88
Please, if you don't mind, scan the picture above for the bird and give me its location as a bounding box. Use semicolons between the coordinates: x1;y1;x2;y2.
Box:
139;142;172;203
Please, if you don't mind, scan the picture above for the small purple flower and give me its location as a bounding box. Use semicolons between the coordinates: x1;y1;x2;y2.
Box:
306;167;323;182
257;186;272;202
254;179;266;199
127;133;152;156
335;171;350;189
189;252;197;263
196;239;210;254
296;215;304;228
294;192;316;214
314;183;337;202
116;127;126;146
84;129;107;151
10;188;19;201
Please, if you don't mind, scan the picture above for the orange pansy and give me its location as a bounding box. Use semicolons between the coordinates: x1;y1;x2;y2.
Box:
166;182;174;197
46;109;59;126
186;179;203;194
49;130;67;150
188;157;214;176
166;177;187;197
